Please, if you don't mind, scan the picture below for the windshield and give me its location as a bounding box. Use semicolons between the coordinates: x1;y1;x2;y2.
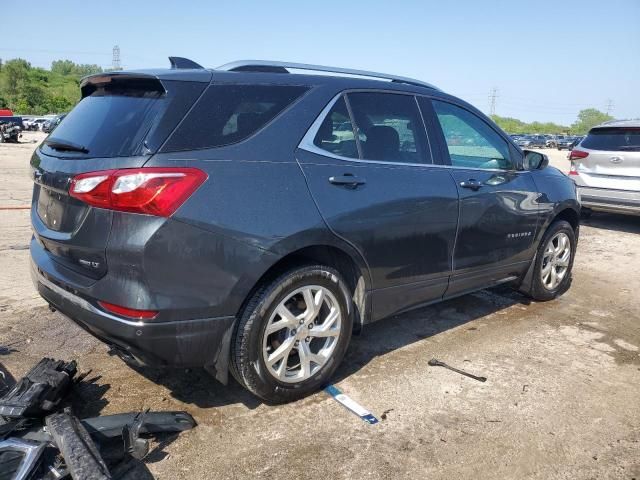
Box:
581;128;640;151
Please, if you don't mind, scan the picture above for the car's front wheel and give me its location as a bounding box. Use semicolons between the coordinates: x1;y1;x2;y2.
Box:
230;265;353;403
522;220;576;301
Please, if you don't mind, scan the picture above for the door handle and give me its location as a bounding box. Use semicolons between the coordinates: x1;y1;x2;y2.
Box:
329;174;366;188
459;179;483;191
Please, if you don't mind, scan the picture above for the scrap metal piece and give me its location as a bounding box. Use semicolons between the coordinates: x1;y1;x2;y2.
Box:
45;411;111;480
324;385;379;424
0;358;77;418
121;409;149;460
0;438;45;480
82;411;197;440
428;358;487;382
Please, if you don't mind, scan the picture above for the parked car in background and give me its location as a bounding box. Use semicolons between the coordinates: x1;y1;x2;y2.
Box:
30;58;580;403
570;120;640;216
517;135;546;148
557;136;578;150
42;114;67;133
0;118;22;143
23;118;50;131
568;136;584;150
546;135;565;148
32;118;49;131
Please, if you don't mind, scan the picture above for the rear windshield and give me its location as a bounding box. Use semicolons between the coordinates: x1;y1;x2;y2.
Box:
582;128;640;151
162;84;309;152
40;78;204;158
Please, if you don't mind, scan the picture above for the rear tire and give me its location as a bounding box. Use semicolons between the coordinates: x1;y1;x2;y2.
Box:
230;265;353;403
522;220;576;301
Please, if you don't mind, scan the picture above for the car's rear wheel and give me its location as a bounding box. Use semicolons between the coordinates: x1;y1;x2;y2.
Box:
522;220;576;301
230;265;353;403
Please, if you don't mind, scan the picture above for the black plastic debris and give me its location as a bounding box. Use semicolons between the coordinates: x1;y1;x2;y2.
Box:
0;358;77;418
46;411;111;480
0;358;197;479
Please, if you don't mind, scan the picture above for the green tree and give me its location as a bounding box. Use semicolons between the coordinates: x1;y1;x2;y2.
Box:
571;108;613;134
1;59;30;97
51;60;102;77
0;57;93;114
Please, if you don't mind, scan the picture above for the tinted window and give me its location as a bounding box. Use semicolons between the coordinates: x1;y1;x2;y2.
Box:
581;128;640;151
312;96;358;158
347;92;430;163
433;101;511;170
164;84;308;151
42;79;182;158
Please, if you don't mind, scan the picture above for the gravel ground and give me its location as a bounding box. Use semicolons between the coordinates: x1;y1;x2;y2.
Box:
0;132;638;479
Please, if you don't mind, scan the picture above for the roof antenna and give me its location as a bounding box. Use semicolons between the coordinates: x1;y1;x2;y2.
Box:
168;57;204;70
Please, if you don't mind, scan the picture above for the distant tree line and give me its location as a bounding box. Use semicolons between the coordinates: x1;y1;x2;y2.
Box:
0;58;102;115
491;108;614;136
0;57;619;133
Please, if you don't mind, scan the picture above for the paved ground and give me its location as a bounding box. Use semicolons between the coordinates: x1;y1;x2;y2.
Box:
1;132;638;479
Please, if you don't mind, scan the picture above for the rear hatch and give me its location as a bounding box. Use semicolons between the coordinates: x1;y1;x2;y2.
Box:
573;126;640;191
31;72;208;280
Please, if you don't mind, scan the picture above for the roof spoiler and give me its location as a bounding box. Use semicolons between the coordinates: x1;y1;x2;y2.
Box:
79;72;166;98
168;57;204;70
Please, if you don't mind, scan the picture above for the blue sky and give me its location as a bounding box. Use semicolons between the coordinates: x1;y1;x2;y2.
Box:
3;0;639;125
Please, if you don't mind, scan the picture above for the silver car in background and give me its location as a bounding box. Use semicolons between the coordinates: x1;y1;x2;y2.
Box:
569;120;640;215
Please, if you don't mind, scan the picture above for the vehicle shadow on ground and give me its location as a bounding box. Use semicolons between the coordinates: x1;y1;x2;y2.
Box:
133;286;529;409
582;211;640;234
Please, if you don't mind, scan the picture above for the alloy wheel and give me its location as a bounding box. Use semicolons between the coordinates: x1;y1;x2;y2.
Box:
541;232;571;290
262;285;342;383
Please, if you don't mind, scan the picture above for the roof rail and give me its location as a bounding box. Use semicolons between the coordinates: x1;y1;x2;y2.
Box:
215;60;439;90
169;56;204;70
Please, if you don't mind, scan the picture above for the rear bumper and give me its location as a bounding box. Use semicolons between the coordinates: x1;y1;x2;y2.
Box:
31;260;236;384
577;185;640;215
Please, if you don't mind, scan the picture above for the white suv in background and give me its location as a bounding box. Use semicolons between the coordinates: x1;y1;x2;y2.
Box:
569;120;640;216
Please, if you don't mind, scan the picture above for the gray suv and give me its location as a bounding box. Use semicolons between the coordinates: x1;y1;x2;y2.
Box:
30;58;580;402
570;120;640;215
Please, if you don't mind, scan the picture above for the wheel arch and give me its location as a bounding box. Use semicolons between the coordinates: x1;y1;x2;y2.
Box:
519;204;580;295
554;207;580;234
236;243;371;334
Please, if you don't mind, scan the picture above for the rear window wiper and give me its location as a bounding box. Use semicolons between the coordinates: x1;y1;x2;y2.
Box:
44;138;89;154
618;145;640;151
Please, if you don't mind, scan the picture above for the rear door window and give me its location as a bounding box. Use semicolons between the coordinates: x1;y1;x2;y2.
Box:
432;100;512;170
581;128;640;151
346;92;430;164
163;84;309;151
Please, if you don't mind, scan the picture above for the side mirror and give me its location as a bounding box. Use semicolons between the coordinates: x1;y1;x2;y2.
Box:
523;150;549;170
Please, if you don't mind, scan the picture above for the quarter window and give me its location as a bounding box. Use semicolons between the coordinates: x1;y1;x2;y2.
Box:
312;96;358;159
347;92;430;164
163;84;308;151
432;100;512;170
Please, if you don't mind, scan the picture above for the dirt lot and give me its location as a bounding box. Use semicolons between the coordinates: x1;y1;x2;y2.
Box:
1;132;639;479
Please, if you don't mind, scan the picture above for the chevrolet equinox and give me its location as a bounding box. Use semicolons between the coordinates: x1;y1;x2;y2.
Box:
30;58;580;402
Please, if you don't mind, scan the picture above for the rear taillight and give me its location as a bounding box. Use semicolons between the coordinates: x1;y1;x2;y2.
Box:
569;149;589;161
70;168;207;217
98;301;158;320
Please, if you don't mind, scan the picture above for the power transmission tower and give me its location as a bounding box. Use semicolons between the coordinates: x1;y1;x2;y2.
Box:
112;45;121;71
605;98;614;116
488;87;498;115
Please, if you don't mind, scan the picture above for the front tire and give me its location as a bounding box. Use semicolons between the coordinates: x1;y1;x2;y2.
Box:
230;265;353;403
522;220;576;301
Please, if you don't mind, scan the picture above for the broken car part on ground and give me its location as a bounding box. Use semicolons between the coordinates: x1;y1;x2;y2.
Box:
0;358;196;479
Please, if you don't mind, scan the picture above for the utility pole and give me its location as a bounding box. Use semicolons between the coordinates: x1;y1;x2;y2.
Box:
112;45;121;71
488;87;498;116
605;98;614;116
